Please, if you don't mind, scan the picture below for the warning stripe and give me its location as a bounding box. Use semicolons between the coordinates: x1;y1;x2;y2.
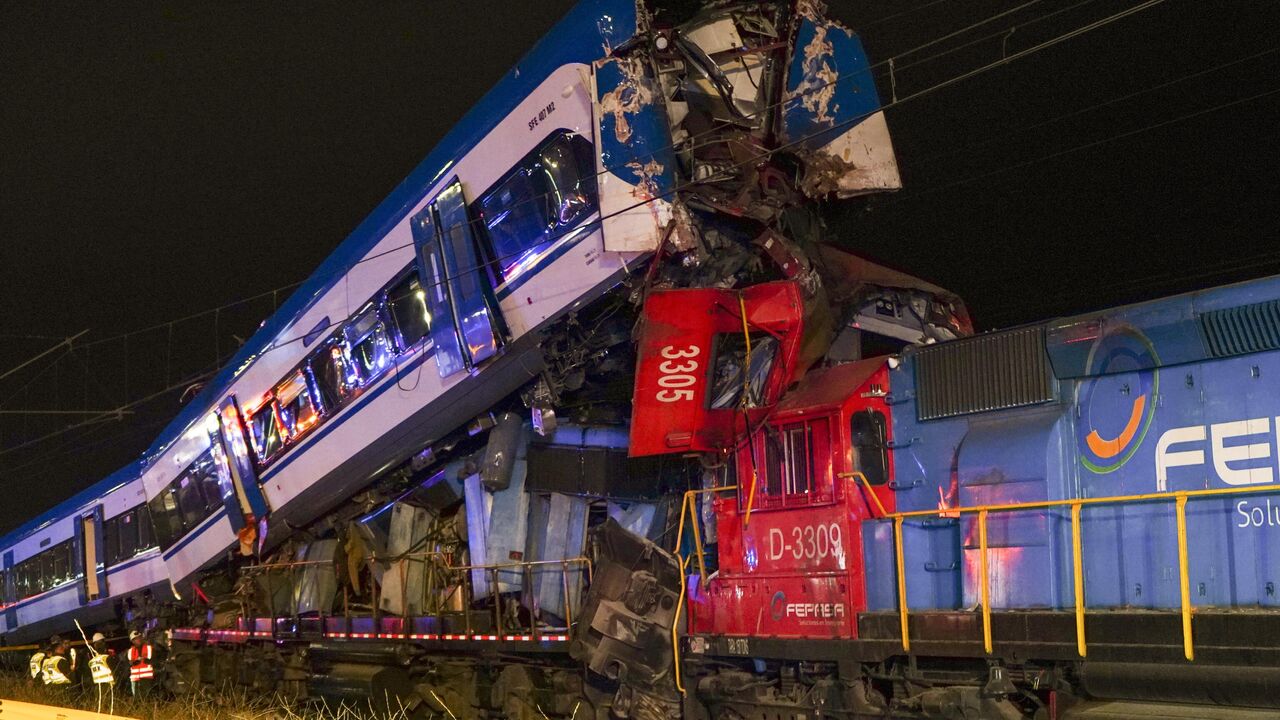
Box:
170;627;570;644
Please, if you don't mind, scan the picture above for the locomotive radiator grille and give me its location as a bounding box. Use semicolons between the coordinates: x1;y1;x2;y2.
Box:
915;326;1055;421
1200;298;1280;357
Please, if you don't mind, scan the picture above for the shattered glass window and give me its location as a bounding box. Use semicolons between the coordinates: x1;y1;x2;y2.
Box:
345;302;394;383
709;332;778;409
246;400;284;463
478;132;597;282
275;370;320;439
388;272;431;350
309;338;357;411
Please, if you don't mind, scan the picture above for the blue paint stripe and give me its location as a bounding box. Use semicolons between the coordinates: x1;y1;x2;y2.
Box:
106;550;159;576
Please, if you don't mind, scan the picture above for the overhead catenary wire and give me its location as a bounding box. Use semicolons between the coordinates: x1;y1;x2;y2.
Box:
0;0;1129;386
902;45;1280;168
891;84;1280;200
247;0;1178;363
195;0;1116;296
0;0;1180;458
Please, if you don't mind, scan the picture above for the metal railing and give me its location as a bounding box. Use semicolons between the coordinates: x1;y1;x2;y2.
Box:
849;472;1280;661
671;485;738;694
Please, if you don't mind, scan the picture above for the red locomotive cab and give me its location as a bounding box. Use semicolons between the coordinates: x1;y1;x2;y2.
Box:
691;358;896;640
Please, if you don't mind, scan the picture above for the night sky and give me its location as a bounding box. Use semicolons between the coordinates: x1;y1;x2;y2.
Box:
1;0;1277;534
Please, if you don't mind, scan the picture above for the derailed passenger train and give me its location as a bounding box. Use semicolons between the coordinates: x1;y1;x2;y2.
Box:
8;1;1276;718
0;0;914;709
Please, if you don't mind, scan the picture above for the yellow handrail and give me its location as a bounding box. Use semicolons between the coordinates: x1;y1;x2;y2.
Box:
672;485;739;585
894;515;908;652
1070;502;1086;657
738;293;759;530
978;509;991;655
1176;494;1193;661
673;555;692;695
877;482;1280;662
670;486;738;694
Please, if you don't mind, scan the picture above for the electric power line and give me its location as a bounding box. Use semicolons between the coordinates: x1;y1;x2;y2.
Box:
893;85;1280;199
0;0;1182;458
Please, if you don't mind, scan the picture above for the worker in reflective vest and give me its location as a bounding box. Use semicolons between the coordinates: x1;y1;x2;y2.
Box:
42;636;73;688
89;632;116;686
127;630;155;697
28;643;47;685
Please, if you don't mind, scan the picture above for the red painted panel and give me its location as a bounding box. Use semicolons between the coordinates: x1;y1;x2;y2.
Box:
629;281;805;456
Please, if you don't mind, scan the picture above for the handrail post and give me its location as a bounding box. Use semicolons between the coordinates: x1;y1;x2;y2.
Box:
1175;493;1193;661
894;515;909;652
490;567;503;637
561;560;573;630
979;509;991;655
1071;501;1086;657
672;556;690;695
673;493;690;554
688;492;708;588
523;563;537;639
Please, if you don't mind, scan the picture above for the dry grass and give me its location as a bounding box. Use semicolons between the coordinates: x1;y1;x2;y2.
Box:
0;673;420;720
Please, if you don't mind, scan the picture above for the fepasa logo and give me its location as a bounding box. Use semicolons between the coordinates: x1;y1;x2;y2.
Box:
768;590;846;622
1076;325;1160;474
1158;416;1280;491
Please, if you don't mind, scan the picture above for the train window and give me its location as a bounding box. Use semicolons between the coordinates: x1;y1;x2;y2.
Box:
245;398;284;464
39;551;55;592
50;543;68;587
104;515;120;566
709;332;778;409
309;338;357;412
151;449;225;552
784;427;811;495
478;132;598;281
137;506;155;551
757;419;830;508
387;272;431;350
763;433;784;497
175;475;205;528
148;487;181;551
275;370;320;440
344;302;394;383
117;510;138;561
850;410;888;486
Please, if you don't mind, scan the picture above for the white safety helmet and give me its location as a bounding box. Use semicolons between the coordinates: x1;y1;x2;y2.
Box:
91;632;106;643
129;630;142;641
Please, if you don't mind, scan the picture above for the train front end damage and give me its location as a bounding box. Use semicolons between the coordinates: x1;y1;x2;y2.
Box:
159;1;923;717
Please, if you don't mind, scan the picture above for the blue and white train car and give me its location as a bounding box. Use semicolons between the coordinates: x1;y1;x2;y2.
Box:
139;0;673;595
0;463;168;645
0;0;903;663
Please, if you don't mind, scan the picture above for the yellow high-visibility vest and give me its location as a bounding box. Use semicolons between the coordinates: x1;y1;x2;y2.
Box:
29;651;46;679
42;655;71;685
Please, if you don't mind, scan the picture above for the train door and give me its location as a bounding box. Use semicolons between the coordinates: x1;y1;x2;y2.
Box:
213;399;271;542
2;550;14;628
411;179;505;378
76;506;106;604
